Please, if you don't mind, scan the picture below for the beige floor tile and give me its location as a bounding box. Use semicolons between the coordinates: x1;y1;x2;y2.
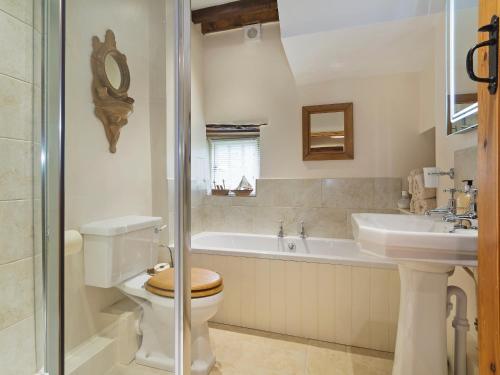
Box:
210;324;308;375
348;347;394;375
306;341;351;375
106;362;172;375
110;324;394;375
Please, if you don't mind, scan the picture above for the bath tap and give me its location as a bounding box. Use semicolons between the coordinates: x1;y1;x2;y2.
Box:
278;221;284;238
299;221;306;239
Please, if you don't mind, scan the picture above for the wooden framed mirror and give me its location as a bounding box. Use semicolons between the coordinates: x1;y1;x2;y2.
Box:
302;103;354;160
91;29;134;153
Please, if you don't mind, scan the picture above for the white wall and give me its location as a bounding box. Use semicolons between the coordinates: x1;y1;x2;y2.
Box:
203;23;435;180
65;0;154;231
65;0;166;352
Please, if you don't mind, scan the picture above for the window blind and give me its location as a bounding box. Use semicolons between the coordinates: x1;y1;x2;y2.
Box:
209;137;260;191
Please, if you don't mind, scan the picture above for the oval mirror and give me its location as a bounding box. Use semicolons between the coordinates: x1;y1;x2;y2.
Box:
104;53;122;89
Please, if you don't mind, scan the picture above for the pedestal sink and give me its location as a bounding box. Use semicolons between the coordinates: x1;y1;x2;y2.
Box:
351;213;477;375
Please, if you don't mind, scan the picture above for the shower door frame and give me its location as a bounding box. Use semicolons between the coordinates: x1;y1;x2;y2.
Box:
43;0;66;374
42;0;193;374
174;0;193;374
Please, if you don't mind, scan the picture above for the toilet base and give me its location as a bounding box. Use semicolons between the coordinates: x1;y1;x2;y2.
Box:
135;320;216;375
118;273;223;375
136;354;215;375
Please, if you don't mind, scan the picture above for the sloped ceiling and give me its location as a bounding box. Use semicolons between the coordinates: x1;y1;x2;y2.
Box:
278;0;446;85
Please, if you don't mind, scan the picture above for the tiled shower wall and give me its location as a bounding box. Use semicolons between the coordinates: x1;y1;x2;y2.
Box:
0;2;39;374
196;178;402;238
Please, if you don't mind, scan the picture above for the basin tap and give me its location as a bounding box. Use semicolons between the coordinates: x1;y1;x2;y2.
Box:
443;187;479;230
444;216;475;232
466;187;478;219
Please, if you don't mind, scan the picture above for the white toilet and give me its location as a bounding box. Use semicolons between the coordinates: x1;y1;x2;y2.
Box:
81;216;224;375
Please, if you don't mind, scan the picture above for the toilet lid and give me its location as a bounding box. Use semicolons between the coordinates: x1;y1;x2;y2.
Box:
145;267;223;298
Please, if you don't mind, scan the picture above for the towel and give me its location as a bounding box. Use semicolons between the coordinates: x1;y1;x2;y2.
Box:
408;169;420;196
413;173;437;200
408;169;437;214
410;197;416;213
413;198;437;215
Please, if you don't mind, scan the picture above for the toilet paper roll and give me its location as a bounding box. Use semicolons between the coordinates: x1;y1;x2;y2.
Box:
423;167;440;188
65;230;83;255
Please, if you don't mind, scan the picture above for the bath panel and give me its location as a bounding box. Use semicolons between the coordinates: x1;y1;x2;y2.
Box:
191;232;400;352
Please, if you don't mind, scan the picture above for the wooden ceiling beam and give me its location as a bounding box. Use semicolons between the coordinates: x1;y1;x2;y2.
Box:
192;0;279;34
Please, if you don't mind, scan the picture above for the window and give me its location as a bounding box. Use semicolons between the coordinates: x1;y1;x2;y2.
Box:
209;137;260;192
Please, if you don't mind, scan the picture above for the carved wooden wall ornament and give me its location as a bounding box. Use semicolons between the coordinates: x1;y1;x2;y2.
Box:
91;29;134;153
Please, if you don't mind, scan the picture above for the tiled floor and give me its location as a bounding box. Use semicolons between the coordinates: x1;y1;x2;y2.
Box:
107;323;394;375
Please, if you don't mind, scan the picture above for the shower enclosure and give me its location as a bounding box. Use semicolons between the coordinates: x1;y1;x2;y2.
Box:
0;0;192;374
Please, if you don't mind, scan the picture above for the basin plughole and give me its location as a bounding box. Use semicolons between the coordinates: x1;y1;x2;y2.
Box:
352;213;477;375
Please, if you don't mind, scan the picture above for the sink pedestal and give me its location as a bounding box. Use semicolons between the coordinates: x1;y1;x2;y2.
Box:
392;262;453;375
351;213;477;375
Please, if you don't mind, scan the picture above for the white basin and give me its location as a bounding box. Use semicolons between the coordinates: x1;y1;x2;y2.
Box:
352;213;477;265
351;213;477;375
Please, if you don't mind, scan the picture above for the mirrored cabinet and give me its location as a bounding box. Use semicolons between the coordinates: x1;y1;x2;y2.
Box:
447;0;478;134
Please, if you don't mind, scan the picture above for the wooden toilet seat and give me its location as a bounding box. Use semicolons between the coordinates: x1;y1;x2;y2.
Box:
145;267;223;298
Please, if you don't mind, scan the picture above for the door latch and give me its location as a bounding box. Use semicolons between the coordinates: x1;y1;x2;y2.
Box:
466;15;499;95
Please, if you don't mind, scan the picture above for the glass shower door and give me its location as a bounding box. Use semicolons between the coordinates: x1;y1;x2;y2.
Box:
0;0;56;373
58;0;192;374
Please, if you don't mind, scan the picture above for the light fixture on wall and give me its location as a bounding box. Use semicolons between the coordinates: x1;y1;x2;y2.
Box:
244;24;261;41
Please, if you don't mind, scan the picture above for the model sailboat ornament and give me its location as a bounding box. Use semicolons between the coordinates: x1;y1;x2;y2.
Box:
234;176;254;196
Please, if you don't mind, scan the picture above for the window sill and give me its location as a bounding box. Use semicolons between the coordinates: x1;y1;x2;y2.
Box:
207;192;257;198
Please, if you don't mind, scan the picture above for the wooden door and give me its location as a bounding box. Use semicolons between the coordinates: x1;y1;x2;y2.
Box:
478;1;500;372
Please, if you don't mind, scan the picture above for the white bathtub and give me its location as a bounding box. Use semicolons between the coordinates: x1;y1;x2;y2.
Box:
191;232;401;352
191;232;396;268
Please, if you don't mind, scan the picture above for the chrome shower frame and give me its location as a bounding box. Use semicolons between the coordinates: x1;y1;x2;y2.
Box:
41;0;193;373
174;0;192;374
42;0;66;374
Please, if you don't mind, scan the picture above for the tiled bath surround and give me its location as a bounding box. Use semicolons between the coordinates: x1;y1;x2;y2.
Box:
0;1;40;374
197;178;402;238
